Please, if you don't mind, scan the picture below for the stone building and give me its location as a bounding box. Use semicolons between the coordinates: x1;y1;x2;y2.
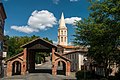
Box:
0;1;6;77
63;48;87;72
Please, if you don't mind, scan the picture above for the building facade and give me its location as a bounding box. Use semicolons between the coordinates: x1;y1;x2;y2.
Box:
0;2;6;77
64;51;84;71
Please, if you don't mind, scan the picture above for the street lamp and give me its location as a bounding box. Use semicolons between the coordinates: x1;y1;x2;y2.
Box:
83;58;87;79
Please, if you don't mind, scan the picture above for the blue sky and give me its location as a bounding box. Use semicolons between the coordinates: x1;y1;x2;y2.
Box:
2;0;90;44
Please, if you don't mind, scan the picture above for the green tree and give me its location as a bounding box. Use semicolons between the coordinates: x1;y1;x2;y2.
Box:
74;0;120;78
4;35;39;58
4;35;53;59
43;37;53;43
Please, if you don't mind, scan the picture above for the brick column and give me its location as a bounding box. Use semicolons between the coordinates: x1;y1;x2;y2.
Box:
6;61;12;77
21;48;27;75
52;48;55;63
66;61;70;76
52;63;57;76
52;48;56;76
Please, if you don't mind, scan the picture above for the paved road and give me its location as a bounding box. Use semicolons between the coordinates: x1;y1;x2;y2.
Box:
2;73;76;80
1;57;76;80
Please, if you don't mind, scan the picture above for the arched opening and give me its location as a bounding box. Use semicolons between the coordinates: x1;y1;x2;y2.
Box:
12;61;21;75
61;37;63;42
61;30;63;35
57;61;66;75
65;37;66;42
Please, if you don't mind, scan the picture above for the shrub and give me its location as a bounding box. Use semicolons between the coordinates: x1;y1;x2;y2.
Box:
115;70;120;80
76;70;93;80
76;70;104;80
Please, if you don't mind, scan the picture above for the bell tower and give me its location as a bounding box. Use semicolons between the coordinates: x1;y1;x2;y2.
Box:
58;12;67;46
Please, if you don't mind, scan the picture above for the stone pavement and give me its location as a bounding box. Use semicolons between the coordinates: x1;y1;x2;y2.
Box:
1;73;76;80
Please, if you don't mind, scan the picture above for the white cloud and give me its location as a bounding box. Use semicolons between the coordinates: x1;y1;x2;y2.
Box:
28;10;57;30
65;17;81;25
11;10;57;34
11;26;39;34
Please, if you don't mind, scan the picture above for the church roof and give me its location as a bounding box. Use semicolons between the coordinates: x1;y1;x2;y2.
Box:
57;45;79;49
59;12;67;29
62;49;87;56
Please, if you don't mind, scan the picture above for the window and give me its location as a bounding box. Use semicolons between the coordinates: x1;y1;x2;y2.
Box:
73;54;74;59
64;31;66;35
75;53;77;59
65;37;66;42
61;31;63;35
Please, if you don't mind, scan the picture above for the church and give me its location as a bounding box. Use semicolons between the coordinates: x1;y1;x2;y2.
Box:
57;12;88;72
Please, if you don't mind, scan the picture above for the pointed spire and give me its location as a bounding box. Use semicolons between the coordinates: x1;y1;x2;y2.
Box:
59;12;66;28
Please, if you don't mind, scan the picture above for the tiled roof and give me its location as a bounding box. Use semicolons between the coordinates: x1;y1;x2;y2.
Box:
57;45;79;49
63;49;87;55
5;52;24;62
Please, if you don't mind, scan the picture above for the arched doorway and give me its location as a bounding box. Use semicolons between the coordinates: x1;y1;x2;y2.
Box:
12;61;21;75
52;52;71;76
57;61;66;75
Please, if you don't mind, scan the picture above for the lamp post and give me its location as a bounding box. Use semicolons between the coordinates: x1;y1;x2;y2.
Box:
83;58;87;80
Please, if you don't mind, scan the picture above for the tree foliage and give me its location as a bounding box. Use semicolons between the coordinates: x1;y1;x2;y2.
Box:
74;0;120;78
4;35;53;59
